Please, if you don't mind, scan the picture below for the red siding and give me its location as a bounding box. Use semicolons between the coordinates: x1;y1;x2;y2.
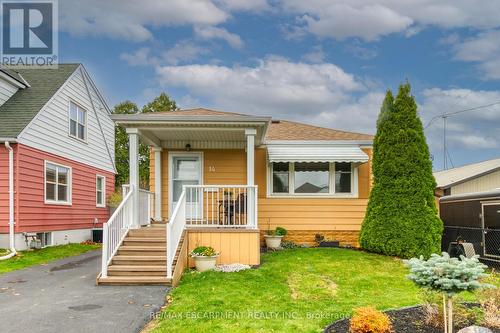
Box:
1;144;115;233
0;144;18;233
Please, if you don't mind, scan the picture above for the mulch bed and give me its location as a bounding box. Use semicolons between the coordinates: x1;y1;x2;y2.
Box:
324;305;500;333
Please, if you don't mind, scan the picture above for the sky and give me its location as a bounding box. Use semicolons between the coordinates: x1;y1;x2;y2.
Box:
57;0;500;171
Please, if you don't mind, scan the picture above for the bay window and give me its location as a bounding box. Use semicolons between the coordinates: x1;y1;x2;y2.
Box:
271;162;356;196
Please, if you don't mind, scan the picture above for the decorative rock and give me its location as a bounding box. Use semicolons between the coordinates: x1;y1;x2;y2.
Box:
457;326;493;333
214;264;251;273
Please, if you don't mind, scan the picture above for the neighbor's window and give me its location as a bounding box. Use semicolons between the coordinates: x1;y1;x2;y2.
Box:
335;162;352;193
69;101;86;140
270;162;355;196
272;162;289;193
45;162;71;204
96;175;106;207
294;162;329;193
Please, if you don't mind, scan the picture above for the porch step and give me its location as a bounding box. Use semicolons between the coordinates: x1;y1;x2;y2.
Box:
112;255;166;266
128;228;166;237
107;265;167;276
122;237;166;246
117;246;165;256
97;275;171;285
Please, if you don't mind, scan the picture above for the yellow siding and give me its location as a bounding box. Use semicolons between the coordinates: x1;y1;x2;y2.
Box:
187;230;260;266
150;146;373;245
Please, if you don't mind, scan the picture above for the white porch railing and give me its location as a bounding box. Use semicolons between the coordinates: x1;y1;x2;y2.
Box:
166;190;186;279
101;185;134;278
166;185;258;278
184;185;258;228
122;185;154;226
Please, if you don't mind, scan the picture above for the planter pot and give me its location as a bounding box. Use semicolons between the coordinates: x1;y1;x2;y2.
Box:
193;255;219;272
319;241;340;248
264;235;283;249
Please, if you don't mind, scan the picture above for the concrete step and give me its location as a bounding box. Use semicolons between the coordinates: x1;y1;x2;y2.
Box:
97;275;171;285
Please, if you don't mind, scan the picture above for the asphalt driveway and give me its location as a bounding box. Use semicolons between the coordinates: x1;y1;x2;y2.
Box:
0;250;169;333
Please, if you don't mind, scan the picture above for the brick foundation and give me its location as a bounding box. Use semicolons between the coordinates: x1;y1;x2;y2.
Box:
260;230;360;247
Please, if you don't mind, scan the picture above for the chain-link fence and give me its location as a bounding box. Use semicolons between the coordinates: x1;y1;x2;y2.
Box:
442;226;500;269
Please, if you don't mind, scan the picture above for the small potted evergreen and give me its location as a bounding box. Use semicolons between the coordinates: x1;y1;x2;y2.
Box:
190;246;219;272
264;227;287;249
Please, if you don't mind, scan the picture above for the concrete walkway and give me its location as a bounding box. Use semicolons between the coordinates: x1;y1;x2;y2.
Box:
0;250;169;333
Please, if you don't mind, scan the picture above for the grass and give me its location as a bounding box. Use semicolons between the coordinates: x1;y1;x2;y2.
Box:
0;243;101;274
150;248;422;332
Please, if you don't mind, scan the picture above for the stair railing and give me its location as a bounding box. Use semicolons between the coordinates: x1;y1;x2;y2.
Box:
101;185;135;278
166;189;187;279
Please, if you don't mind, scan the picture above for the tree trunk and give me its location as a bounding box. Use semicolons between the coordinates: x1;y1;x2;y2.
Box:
443;294;448;333
447;296;453;333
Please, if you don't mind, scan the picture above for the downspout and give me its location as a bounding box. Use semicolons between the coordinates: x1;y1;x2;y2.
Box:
0;141;17;260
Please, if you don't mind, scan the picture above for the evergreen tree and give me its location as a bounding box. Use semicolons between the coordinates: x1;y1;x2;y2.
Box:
359;83;443;258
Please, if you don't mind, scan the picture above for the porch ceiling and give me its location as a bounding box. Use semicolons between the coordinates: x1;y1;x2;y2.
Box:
112;113;270;148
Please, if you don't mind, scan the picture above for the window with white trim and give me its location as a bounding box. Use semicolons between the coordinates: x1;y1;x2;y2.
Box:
69;101;86;140
36;232;52;247
96;175;106;207
270;162;356;196
45;162;71;204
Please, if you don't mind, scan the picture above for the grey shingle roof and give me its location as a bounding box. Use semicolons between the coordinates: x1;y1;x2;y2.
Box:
0;64;79;138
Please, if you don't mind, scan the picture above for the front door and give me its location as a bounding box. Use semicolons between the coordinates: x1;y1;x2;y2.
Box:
169;153;202;219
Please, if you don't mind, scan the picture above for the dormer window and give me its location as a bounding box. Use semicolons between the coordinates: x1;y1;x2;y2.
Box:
69;101;86;141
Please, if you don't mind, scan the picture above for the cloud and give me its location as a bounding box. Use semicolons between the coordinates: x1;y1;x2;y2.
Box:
420;88;500;150
345;41;378;60
163;41;209;65
194;26;245;49
155;57;385;133
279;1;500;41
60;0;229;41
121;48;157;66
121;41;209;67
215;0;269;11
452;30;500;79
301;46;325;63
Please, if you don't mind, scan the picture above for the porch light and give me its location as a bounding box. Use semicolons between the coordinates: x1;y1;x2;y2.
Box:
185;144;191;151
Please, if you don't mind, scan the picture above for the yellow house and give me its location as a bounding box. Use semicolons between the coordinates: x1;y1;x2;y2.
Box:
99;108;373;286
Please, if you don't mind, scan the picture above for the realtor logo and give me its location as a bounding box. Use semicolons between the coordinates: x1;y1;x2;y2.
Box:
1;0;58;67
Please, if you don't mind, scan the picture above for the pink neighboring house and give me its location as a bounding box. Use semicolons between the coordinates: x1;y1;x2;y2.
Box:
0;64;115;250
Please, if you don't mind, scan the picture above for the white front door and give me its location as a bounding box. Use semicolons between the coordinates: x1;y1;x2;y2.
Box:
169;153;203;219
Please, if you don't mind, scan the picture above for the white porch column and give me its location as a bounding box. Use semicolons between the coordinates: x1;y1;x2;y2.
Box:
127;128;140;228
153;147;162;221
245;129;256;185
245;129;256;228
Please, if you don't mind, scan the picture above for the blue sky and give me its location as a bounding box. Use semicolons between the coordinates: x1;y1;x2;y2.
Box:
57;1;500;171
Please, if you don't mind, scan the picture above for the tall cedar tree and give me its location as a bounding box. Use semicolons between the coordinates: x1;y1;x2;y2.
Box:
113;93;177;188
359;83;443;258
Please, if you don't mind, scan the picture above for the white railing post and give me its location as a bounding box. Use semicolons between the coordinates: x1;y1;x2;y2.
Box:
101;223;108;278
166;222;172;279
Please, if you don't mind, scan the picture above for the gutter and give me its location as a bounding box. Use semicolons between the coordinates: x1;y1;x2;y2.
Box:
0;142;17;260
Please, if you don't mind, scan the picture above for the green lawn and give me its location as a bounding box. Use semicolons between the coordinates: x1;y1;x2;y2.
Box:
0;243;101;274
151;248;423;333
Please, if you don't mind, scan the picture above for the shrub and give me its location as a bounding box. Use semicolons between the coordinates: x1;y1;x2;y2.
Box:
477;283;500;328
189;246;219;257
359;83;443;259
275;227;287;236
404;252;493;332
107;191;122;208
281;241;300;249
349;306;392;333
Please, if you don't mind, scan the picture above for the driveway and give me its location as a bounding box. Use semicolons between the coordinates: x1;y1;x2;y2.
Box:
0;250;169;333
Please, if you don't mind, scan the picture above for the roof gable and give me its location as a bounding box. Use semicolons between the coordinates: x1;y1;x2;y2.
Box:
0;64;79;138
434;158;500;188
